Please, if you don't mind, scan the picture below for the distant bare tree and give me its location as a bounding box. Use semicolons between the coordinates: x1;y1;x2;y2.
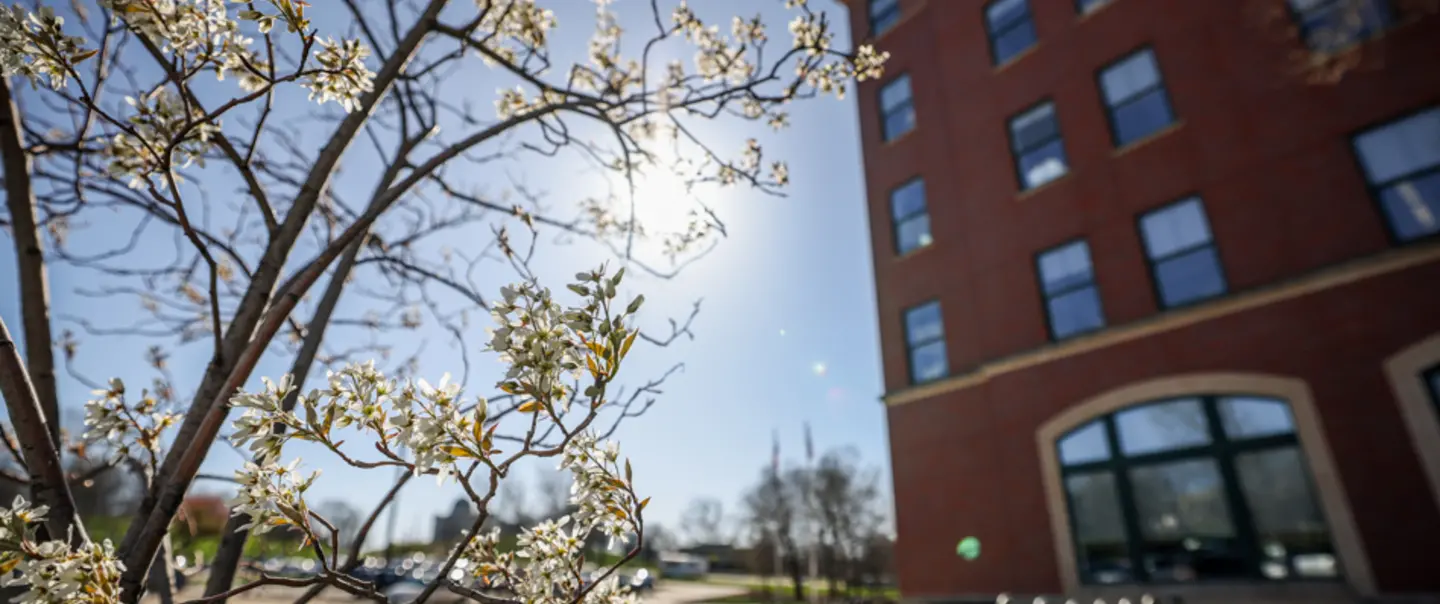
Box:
314;501;363;551
743;466;805;602
680;497;726;546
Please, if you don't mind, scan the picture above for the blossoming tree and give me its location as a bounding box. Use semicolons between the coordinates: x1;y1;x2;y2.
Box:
0;0;887;603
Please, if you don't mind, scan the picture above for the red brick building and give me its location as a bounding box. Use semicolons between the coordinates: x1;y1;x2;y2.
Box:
837;0;1440;602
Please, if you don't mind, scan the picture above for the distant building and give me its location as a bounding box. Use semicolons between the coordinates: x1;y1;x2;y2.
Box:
657;552;709;579
679;543;745;573
835;0;1440;601
433;499;476;545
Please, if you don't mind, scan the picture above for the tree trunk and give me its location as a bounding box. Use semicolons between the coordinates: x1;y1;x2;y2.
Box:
788;552;805;602
202;236;366;600
0;317;84;544
146;537;176;604
0;78;60;451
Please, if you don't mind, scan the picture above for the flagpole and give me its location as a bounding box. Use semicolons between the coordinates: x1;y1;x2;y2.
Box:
771;430;782;593
804;422;817;601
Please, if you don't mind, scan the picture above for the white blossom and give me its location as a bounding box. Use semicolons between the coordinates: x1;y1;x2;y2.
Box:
303;37;375;112
0;497;126;604
0;6;91;89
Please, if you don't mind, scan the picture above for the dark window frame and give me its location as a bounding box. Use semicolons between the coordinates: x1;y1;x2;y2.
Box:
984;0;1037;66
902;300;947;385
1095;46;1177;149
869;0;903;37
1008;98;1070;191
1346;104;1440;246
890;177;931;255
1285;0;1395;51
1135;195;1229;311
1034;238;1105;341
879;73;916;143
1057;395;1342;587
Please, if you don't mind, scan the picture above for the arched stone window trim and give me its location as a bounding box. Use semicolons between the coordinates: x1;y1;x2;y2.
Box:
1384;333;1440;515
1036;373;1374;599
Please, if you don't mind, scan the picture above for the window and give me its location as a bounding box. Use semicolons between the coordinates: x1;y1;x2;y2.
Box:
1057;395;1340;585
1037;240;1105;340
891;179;932;254
1351;107;1440;243
1427;365;1440;415
986;0;1037;65
880;74;916;142
1139;197;1226;309
1010;101;1069;190
1289;0;1394;52
903;301;947;384
870;0;902;36
1077;0;1112;13
1099;48;1177;148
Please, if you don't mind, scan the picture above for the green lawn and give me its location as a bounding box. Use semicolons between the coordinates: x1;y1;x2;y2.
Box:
696;579;899;603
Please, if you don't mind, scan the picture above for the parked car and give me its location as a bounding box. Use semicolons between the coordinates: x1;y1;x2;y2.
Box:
627;568;655;592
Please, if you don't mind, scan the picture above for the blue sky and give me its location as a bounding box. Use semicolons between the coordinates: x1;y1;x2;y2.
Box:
0;0;890;548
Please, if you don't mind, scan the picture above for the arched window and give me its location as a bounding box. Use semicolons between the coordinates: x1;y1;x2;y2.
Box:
1056;395;1339;585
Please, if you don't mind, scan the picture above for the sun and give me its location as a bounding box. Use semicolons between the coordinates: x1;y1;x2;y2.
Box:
627;167;698;236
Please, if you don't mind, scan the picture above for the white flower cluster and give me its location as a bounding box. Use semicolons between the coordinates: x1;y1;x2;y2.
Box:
0;1;375;190
303;37;375;112
672;3;755;85
0;497;126;604
229;458;320;537
104;89;220;188
0;6;91;89
100;0;245;60
457;434;646;604
82;377;182;467
559;433;643;549
221;267;650;603
491;266;643;404
471;0;557;65
494;85;568;120
230;266;643;476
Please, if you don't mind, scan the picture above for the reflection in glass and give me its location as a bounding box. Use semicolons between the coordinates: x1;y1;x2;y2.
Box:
1112;89;1174;147
1101;49;1161;107
879;75;915;142
909;340;947;384
890;179;931;254
1154;246;1226;307
986;0;1036;65
904;302;943;344
1059;421;1111;466
1130;459;1246;581
1065;472;1133;584
1048;287;1104;339
1378;171;1440;242
1116;399;1210;456
1353;106;1440;185
1140;197;1212;259
1219;397;1295;440
1235;447;1339;579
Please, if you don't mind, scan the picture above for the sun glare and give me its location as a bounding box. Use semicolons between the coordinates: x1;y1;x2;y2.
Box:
628;167;698;235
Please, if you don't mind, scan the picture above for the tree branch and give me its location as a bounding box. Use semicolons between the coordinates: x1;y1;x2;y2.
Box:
0;316;85;545
0;78;61;451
